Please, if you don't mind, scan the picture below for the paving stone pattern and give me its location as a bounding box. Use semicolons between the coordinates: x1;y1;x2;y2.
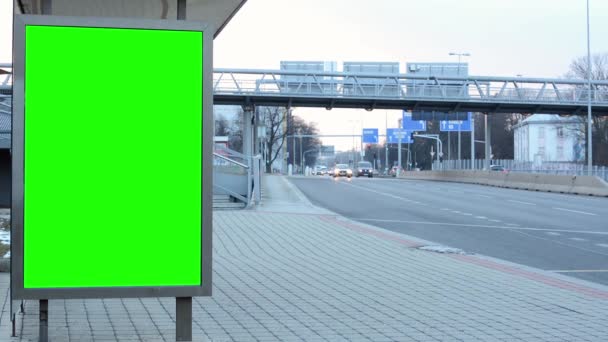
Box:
1;210;608;341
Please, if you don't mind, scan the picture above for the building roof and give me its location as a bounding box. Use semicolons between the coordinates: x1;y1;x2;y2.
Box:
514;114;582;130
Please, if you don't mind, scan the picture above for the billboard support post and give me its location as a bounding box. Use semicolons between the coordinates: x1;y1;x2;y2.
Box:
175;8;192;341
40;299;48;342
176;297;193;341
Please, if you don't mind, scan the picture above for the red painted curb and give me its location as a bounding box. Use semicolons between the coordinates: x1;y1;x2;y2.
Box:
317;214;608;300
450;254;608;300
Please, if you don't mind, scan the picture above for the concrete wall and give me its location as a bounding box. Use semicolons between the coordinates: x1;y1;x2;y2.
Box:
399;170;608;197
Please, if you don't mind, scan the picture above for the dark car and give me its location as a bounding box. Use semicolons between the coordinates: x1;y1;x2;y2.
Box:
356;161;374;178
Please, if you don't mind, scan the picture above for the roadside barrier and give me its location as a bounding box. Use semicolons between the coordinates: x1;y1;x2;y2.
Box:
399;171;608;197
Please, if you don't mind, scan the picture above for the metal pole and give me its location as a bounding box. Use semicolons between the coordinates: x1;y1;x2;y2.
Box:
586;0;593;175
397;135;402;176
352;125;355;166
407;143;411;170
448;131;451;162
485;114;491;170
458;121;461;168
299;136;303;174
176;297;193;341
41;0;52;14
385;112;389;173
436;138;440;167
39;299;48;342
471;113;475;169
177;0;187;20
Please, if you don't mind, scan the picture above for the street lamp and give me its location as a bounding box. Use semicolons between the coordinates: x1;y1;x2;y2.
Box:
449;52;470;168
449;52;470;76
586;0;593;174
348;120;358;167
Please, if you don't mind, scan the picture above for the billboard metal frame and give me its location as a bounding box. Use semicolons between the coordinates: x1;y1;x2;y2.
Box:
11;14;214;300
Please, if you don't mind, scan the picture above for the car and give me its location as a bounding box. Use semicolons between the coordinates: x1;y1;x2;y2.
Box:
315;166;328;175
356;161;374;178
489;164;509;173
333;164;353;178
389;166;401;177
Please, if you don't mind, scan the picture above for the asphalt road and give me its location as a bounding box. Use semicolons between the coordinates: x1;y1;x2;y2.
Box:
290;176;608;286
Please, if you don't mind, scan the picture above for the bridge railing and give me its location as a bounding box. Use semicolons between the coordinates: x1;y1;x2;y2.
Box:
213;68;608;106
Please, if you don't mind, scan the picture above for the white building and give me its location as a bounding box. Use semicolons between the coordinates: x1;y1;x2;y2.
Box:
513;114;585;164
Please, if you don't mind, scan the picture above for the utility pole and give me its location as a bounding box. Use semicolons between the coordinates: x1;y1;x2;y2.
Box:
385;112;389;173
471;113;475;169
586;0;593;175
449;52;470;169
484;114;491;170
397;132;402;176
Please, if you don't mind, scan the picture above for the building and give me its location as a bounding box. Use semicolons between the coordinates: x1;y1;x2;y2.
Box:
513;114;585;164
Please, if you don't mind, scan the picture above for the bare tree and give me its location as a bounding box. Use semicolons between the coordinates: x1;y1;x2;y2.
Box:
566;53;608;166
261;107;288;173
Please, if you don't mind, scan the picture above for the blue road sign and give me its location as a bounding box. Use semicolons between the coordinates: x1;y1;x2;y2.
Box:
362;128;379;143
440;112;472;132
387;128;413;144
402;111;427;131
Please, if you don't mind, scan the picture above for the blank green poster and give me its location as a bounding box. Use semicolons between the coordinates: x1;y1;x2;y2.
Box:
23;25;203;288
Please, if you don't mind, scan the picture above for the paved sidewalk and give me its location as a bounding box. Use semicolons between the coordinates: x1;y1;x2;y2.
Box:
0;175;607;341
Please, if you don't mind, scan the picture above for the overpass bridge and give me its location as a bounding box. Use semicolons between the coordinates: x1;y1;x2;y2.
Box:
212;68;608;115
2;65;608;115
3;64;608;208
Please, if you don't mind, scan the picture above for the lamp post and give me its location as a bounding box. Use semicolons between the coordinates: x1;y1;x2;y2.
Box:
586;0;593;175
348;120;357;167
449;52;470;169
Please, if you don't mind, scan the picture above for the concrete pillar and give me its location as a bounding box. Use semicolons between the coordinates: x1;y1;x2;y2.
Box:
243;108;253;158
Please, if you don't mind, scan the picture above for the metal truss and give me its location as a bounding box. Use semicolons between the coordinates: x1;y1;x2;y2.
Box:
2;65;608;115
213;68;608;115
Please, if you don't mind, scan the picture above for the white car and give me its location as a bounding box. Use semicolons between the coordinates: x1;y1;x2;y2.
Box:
333;164;353;178
315;166;328;175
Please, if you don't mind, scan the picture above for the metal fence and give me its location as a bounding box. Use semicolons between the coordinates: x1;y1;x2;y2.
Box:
432;159;608;182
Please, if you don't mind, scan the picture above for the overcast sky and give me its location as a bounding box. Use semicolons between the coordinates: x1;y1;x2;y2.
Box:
1;0;607;151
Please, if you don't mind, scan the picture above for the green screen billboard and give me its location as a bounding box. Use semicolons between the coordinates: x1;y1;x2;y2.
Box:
12;16;212;296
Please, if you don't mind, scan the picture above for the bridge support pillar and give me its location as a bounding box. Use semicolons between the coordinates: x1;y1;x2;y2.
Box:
484;114;491;170
243;106;254;203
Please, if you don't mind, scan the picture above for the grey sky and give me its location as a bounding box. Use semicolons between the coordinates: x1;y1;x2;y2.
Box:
1;0;607;151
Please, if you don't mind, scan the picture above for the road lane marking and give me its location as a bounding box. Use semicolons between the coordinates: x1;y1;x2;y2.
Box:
545;232;561;236
597;244;608;248
489;219;502;223
553;207;597;216
550;270;608;273
353;218;608;235
462;213;473;216
340;182;424;205
474;194;492;198
569;237;587;242
507;199;536;205
474;216;487;219
440;208;450;211
506;223;520;227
